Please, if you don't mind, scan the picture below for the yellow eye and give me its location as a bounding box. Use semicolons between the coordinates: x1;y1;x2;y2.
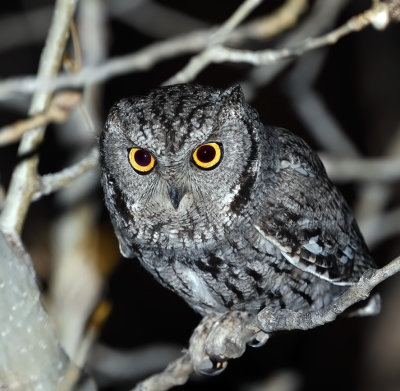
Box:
192;142;222;170
128;148;155;174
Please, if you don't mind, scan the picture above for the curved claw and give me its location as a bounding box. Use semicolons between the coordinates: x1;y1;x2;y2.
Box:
247;331;270;348
197;356;228;376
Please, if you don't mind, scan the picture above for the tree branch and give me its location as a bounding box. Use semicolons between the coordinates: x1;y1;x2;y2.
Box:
0;0;79;236
0;91;82;147
320;154;400;183
208;1;392;67
32;147;99;201
164;0;264;85
131;353;193;391
130;256;400;391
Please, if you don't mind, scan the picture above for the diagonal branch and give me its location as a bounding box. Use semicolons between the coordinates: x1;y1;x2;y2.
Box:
164;0;264;85
208;1;392;68
129;256;400;391
130;353;193;391
0;0;79;236
32;147;99;201
257;256;400;331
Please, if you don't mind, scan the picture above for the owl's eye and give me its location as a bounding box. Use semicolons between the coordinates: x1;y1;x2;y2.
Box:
192;142;222;170
128;148;155;174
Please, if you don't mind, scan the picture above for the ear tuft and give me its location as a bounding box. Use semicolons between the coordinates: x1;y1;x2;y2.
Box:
221;84;245;104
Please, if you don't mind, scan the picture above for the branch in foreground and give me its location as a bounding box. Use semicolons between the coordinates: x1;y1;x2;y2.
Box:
131;256;400;391
0;231;69;389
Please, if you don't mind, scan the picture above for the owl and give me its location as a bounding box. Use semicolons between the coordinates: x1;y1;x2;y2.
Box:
99;84;376;317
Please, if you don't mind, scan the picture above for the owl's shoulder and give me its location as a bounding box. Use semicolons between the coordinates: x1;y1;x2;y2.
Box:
268;126;327;179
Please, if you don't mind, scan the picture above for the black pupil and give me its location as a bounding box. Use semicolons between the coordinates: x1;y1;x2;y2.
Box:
134;149;151;166
197;145;216;163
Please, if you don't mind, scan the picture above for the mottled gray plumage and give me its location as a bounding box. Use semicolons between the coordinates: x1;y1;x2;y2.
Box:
100;84;375;316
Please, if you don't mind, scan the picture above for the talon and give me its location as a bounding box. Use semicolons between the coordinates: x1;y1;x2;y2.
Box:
211;357;228;375
247;331;269;348
247;338;266;347
198;356;228;376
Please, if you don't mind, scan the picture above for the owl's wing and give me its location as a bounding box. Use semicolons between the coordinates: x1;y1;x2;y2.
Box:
255;128;375;286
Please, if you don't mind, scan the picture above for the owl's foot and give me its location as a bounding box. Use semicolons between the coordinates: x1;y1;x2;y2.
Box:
189;311;269;375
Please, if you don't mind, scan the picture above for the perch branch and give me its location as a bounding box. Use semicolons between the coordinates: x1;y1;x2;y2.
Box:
257;257;400;331
131;353;193;391
131;256;400;391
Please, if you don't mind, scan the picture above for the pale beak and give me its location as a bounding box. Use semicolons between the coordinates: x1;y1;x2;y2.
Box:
168;184;185;210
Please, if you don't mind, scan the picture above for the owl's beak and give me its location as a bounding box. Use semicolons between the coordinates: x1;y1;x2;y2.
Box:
168;184;185;210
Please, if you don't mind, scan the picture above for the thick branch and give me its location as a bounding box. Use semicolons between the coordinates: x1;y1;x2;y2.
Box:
0;232;69;389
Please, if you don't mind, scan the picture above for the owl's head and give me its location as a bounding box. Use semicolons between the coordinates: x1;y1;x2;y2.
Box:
100;84;274;255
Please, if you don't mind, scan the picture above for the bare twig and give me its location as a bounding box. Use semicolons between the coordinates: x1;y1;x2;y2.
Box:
241;0;349;100
360;207;400;248
131;353;193;391
88;344;183;387
164;0;264;85
0;91;81;146
320;154;400;183
1;0;391;100
0;0;79;387
32;146;99;201
57;301;112;391
232;0;308;43
0;0;79;236
283;48;360;158
0;0;308;102
355;124;400;238
208;1;390;68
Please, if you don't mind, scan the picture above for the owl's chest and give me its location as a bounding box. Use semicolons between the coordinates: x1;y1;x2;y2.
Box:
136;227;339;316
136;229;282;314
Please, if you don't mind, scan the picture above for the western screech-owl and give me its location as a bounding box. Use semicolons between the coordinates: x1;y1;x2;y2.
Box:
100;84;375;316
